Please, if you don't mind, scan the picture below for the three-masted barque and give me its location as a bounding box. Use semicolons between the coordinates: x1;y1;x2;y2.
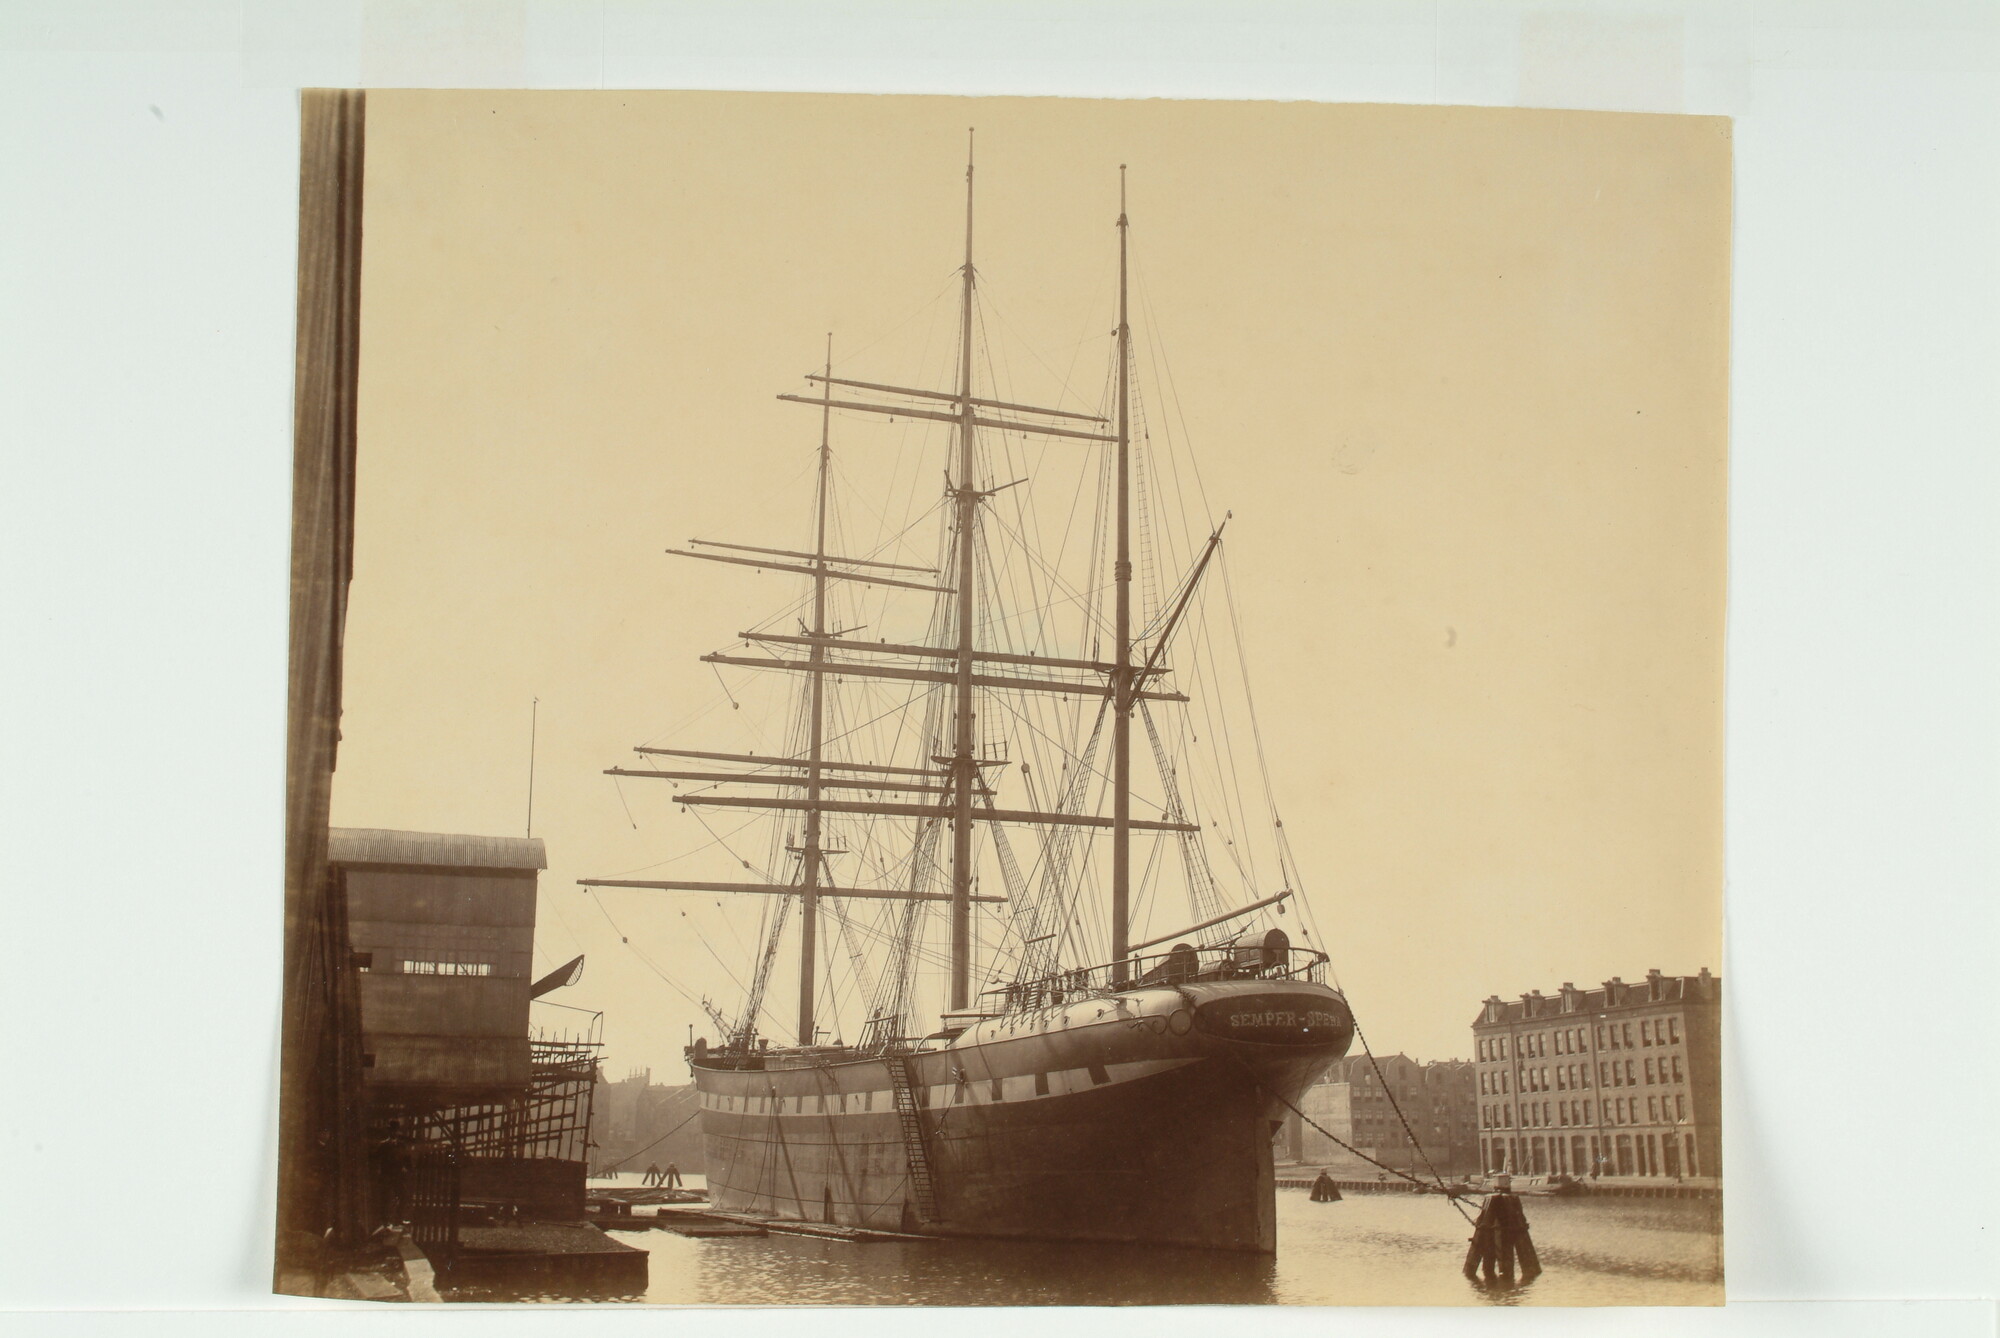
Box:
584;143;1354;1252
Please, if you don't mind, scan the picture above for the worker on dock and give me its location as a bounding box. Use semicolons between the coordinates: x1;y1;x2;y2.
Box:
664;1162;683;1189
368;1119;412;1227
1309;1168;1342;1202
643;1162;663;1186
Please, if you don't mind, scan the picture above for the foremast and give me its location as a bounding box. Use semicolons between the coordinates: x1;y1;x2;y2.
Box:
1110;166;1135;978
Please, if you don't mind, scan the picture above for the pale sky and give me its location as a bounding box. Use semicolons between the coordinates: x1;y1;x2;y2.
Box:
331;91;1728;1080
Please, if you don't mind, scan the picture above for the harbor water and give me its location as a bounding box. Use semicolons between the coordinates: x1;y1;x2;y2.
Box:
450;1173;1722;1306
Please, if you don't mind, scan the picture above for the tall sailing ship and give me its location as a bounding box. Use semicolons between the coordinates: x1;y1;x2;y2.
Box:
584;147;1355;1253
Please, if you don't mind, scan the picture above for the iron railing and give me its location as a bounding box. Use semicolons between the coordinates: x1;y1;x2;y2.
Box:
985;943;1331;1014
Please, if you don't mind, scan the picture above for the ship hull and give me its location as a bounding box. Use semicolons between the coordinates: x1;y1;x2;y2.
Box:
690;978;1352;1252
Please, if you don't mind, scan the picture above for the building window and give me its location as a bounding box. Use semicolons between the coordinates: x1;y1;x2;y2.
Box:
402;959;492;976
1676;1094;1687;1120
1672;1055;1684;1083
1596;1024;1606;1049
1649;1096;1660;1122
1669;1017;1681;1044
1626;1059;1637;1086
1645;1058;1657;1084
1623;1022;1634;1048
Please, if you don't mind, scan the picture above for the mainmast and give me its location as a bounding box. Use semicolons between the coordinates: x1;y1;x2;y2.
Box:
947;130;978;1013
1110;167;1134;975
797;335;834;1045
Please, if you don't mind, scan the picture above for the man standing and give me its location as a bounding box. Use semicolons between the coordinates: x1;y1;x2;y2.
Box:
1309;1168;1341;1202
664;1162;682;1190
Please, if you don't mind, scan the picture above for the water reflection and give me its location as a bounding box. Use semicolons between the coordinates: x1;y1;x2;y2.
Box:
452;1177;1721;1307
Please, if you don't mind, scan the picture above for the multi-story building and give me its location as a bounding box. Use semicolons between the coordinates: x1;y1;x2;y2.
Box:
1471;968;1721;1182
589;1068;705;1176
1281;1054;1479;1178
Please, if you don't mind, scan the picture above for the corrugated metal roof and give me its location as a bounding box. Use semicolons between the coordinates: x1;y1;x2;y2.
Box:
328;827;547;872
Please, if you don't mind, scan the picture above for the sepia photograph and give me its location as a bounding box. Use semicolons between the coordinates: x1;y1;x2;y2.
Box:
280;88;1729;1306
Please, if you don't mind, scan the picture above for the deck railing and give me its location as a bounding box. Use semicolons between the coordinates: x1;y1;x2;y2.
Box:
985;943;1331;1014
685;944;1334;1064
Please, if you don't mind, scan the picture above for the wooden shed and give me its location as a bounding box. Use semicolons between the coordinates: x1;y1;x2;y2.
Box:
330;828;546;1109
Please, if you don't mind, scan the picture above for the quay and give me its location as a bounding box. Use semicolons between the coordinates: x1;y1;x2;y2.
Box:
1276;1172;1719;1201
435;1221;648;1292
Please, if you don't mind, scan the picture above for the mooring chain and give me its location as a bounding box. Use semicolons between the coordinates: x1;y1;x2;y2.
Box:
1235;1059;1479;1227
1352;1016;1459;1204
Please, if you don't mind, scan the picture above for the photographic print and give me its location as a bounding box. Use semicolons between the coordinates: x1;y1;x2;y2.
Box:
279;89;1728;1306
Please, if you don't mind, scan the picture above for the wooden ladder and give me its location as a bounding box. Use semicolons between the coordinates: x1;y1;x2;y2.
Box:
887;1054;939;1224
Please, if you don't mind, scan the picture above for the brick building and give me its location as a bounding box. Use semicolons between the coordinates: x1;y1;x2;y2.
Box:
1281;1054;1479;1178
1471;968;1721;1182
